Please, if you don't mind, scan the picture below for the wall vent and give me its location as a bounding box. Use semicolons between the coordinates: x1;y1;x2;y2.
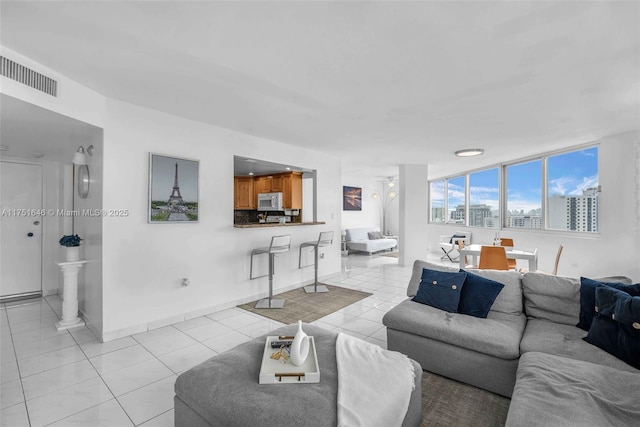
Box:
0;56;57;97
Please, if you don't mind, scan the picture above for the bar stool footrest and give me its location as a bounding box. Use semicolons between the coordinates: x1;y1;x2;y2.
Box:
303;284;330;293
255;298;286;309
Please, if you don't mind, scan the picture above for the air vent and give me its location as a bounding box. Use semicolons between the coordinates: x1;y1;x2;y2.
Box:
0;56;57;97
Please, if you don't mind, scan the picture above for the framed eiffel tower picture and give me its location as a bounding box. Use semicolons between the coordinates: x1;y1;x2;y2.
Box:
148;153;199;223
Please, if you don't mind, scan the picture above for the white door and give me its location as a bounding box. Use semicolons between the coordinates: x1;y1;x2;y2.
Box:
0;161;43;298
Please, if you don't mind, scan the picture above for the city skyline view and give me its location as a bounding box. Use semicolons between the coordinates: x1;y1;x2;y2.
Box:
430;146;599;229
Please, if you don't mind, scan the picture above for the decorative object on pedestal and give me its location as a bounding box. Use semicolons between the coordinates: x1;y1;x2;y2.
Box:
59;234;82;262
55;260;87;331
290;320;310;366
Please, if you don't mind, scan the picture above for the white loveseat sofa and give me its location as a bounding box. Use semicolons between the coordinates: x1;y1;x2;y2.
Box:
345;227;397;254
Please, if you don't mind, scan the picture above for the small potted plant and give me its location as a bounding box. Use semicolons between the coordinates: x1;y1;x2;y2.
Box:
59;234;83;261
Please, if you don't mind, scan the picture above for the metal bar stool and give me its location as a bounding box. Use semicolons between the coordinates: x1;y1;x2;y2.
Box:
298;231;334;293
250;234;291;309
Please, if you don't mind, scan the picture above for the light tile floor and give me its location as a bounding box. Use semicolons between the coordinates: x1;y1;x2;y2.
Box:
0;252;448;426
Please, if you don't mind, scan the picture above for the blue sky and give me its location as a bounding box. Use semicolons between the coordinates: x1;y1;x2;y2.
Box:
432;147;598;214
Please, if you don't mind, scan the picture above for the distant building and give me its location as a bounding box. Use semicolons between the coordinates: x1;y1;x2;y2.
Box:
431;206;445;222
506;214;543;229
548;187;598;232
449;205;465;223
468;204;493;227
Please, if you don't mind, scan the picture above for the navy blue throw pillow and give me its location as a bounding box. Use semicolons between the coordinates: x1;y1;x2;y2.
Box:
577;277;640;331
457;270;505;318
584;285;640;370
412;268;467;313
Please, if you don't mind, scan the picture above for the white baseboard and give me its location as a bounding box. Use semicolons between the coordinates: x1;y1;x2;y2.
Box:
99;276;334;342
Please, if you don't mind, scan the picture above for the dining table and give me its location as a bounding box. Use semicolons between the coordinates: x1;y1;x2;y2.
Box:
459;244;538;271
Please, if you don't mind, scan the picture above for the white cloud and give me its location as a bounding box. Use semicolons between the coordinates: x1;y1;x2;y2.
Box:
549;174;598;196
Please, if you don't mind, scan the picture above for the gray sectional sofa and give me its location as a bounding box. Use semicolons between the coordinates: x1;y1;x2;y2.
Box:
383;260;640;425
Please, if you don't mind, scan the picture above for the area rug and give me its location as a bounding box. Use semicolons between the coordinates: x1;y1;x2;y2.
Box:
237;284;372;324
421;371;510;426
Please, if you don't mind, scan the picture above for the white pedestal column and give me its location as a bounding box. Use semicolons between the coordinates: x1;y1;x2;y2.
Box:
55;260;87;331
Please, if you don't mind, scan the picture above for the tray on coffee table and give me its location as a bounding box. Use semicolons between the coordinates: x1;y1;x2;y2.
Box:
259;335;320;384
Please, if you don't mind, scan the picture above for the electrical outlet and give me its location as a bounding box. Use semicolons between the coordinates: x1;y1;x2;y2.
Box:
320;253;325;259
182;278;190;287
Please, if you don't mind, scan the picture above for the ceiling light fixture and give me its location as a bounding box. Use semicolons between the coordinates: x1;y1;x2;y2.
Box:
455;148;484;157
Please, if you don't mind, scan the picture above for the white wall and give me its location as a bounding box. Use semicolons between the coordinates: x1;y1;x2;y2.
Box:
73;137;104;339
0;47;105;128
427;131;640;280
101;99;343;340
399;165;428;267
1;48;107;336
341;175;381;231
1;47;344;341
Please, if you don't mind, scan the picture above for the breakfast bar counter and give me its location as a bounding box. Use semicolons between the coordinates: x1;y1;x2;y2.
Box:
234;221;326;228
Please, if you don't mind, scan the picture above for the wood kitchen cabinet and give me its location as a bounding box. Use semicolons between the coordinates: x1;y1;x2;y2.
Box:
271;175;284;192
282;172;302;209
239;172;303;210
234;177;256;210
255;174;284;193
254;176;272;194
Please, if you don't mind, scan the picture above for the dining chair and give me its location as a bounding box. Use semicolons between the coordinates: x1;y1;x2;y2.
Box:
499;238;517;270
478;246;510;270
551;244;564;276
439;233;467;262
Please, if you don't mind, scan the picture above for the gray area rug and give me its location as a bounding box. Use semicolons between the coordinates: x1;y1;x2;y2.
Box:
422;371;510;426
238;284;372;324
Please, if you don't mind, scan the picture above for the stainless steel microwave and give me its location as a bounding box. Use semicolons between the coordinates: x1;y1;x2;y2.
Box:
257;192;284;211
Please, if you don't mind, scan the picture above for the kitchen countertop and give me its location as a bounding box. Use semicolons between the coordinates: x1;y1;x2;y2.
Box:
234;221;326;228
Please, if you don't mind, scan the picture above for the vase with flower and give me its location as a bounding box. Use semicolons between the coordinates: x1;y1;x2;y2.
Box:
59;234;83;262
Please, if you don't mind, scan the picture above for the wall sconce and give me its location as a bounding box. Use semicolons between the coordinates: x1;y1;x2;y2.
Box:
72;145;93;199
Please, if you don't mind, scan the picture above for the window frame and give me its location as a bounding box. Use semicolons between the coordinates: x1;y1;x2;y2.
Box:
428;143;599;234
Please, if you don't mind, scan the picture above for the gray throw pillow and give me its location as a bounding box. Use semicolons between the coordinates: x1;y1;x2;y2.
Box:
368;231;383;240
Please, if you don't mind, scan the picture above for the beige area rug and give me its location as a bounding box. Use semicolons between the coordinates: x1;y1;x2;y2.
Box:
421;371;510;426
237;285;372;324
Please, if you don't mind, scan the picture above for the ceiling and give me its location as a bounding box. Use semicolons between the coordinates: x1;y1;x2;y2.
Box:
0;94;102;163
1;1;638;178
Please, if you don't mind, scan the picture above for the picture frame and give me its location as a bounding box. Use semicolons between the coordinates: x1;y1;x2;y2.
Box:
148;153;199;223
343;186;362;211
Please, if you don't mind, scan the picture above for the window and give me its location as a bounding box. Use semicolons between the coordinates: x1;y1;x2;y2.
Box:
428;145;598;233
547;147;598;232
469;168;499;228
430;180;445;222
505;160;542;229
447;176;465;224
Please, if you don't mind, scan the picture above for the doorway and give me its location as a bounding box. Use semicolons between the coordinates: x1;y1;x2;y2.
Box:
1;160;43;300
